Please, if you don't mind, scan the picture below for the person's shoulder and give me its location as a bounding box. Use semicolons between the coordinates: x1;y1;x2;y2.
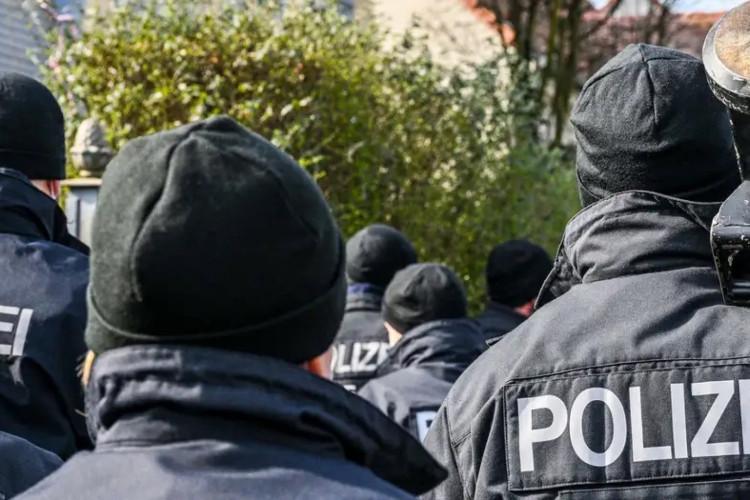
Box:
3;235;89;271
358;369;415;408
0;429;62;472
27;239;89;263
0;432;63;499
358;372;394;399
337;308;386;340
18;447;418;500
436;315;546;440
0;430;61;461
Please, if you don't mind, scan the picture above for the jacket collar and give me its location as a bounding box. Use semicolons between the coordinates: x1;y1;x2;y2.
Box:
483;301;525;322
345;284;383;313
538;191;721;308
0;168;87;254
377;319;486;375
86;345;445;495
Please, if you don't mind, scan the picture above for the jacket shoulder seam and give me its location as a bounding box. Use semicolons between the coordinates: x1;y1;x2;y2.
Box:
444;409;472;498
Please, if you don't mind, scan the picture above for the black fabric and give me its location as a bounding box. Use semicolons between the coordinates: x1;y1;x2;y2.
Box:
0;169;90;460
0;431;61;498
383;264;467;335
422;191;750;499
474;301;525;344
346;224;417;289
332;285;390;391
485;239;552;308
0;74;66;180
18;345;447;500
358;319;486;441
571;44;740;207
85;116;346;364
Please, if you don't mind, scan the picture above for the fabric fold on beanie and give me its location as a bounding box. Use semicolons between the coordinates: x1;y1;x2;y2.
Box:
86;239;346;359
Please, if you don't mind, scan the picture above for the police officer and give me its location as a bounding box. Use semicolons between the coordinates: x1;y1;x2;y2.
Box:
423;44;750;499
0;73;89;459
18;116;445;499
358;263;486;442
333;224;417;390
476;239;552;343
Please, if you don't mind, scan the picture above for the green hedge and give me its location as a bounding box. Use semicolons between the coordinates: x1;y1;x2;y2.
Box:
43;0;579;310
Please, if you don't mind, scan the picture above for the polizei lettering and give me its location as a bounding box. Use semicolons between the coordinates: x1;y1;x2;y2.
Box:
0;305;33;357
505;365;750;491
331;341;389;376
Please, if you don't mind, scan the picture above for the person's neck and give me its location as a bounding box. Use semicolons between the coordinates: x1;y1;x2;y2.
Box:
30;179;59;199
514;301;535;318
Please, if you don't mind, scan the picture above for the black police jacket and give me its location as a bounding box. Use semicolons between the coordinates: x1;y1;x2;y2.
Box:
0;169;89;459
423;192;750;499
332;285;390;391
18;345;447;500
0;431;61;498
358;319;486;441
475;302;525;344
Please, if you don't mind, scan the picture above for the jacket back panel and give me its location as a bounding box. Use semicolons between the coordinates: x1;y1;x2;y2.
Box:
427;268;750;499
333;300;390;391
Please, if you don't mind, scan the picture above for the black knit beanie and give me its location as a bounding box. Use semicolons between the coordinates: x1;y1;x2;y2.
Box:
571;44;740;207
346;224;418;289
0;73;66;180
486;239;552;308
86;116;346;363
383;263;467;335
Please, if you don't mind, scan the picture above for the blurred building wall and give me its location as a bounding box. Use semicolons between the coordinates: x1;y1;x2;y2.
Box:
0;0;39;76
358;0;503;68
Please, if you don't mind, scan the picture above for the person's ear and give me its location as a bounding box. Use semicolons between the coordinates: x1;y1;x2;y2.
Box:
81;350;96;387
384;321;403;347
515;300;536;318
47;180;62;200
301;347;333;380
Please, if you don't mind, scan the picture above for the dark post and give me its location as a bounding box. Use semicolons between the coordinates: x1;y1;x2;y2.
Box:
62;119;113;245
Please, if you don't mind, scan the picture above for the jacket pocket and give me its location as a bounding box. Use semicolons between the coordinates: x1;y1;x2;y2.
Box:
558;477;750;499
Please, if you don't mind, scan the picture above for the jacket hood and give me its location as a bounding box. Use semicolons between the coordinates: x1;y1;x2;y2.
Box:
571;44;739;206
0;168;88;254
538;190;721;308
345;285;383;313
378;318;486;375
86;345;446;495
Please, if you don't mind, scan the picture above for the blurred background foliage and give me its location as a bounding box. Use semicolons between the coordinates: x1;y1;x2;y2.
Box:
42;0;579;310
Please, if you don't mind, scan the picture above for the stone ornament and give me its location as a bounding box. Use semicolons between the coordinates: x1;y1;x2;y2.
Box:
70;118;113;178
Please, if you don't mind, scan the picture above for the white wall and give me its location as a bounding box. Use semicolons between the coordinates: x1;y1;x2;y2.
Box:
362;0;504;68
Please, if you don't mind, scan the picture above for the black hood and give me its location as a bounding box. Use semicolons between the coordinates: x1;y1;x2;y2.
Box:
0;168;88;254
537;191;720;308
377;318;486;376
571;44;739;207
86;345;446;495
